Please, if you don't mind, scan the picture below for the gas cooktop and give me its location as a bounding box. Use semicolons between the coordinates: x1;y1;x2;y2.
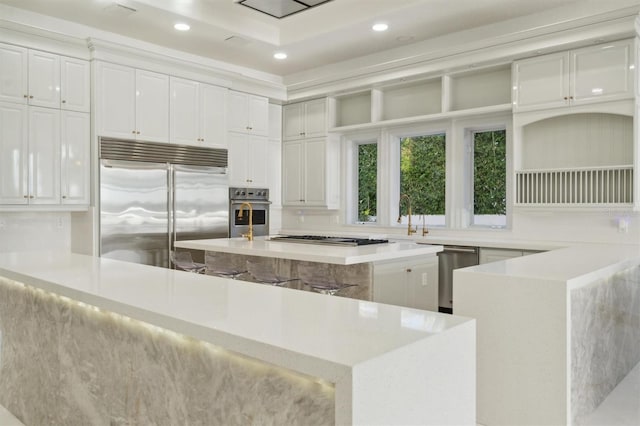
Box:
269;235;389;247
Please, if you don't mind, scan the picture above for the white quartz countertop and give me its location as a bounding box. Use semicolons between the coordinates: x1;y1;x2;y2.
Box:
0;252;469;382
459;243;640;288
175;237;443;264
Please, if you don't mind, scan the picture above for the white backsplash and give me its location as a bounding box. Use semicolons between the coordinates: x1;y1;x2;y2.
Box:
280;208;640;245
0;212;71;253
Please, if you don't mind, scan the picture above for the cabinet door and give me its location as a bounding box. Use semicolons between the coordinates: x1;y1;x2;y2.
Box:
304;98;327;138
29;107;61;205
200;84;227;147
0;102;28;204
227;132;248;186
246;135;268;186
267;139;282;206
571;40;633;104
303;138;326;205
60;57;90;112
28;50;60;109
227;91;249;133
372;261;407;307
282;140;304;205
247;95;268;136
0;43;28;104
96;62;136;139
170;77;199;144
513;52;568;112
407;259;438;312
61;111;90;205
135;69;169;142
283;103;304;140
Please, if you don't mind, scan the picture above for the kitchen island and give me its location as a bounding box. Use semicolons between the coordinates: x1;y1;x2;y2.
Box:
0;251;475;425
175;236;443;310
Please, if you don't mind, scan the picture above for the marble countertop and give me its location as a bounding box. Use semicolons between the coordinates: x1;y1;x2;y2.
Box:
175;237;443;265
0;252;470;382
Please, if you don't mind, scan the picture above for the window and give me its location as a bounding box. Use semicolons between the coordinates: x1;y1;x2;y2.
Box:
471;129;506;227
399;133;446;227
357;142;377;222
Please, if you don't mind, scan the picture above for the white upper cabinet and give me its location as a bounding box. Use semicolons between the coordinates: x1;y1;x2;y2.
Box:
61;111;90;205
283;98;327;141
0;43;28;104
0;102;28;204
282;137;339;208
0;43;89;111
96;62;169;142
60;57;90;112
227;91;268;136
135;69;169;142
96;62;136;139
513;39;634;112
28;50;61;109
227;132;268;187
170;77;227;147
571;41;633;104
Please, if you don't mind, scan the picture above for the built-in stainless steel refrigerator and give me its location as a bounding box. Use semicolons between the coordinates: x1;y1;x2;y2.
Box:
99;138;228;268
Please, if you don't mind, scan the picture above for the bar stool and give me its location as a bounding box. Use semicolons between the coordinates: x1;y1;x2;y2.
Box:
207;254;247;279
297;264;356;295
170;251;206;274
246;260;298;287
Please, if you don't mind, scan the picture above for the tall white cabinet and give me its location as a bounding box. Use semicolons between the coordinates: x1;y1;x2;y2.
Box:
227;90;269;187
281;98;338;208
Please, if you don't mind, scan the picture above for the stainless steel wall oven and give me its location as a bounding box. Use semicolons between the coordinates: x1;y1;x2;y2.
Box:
229;187;270;238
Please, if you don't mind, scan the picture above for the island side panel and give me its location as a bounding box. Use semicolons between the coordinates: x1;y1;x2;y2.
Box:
454;271;569;426
570;264;640;425
205;251;372;300
350;320;476;426
0;277;335;425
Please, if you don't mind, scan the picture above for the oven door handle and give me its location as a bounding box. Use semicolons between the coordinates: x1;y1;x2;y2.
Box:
230;200;271;205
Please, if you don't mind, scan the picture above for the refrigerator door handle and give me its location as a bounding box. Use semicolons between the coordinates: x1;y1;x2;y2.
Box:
168;165;175;264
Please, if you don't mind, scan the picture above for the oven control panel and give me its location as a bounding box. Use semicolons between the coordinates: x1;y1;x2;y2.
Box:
229;187;269;201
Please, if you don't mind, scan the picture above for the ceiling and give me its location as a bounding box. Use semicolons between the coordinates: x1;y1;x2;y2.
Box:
0;0;637;77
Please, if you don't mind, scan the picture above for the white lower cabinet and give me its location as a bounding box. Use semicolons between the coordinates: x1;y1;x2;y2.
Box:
373;256;439;312
0;101;89;207
228;132;268;187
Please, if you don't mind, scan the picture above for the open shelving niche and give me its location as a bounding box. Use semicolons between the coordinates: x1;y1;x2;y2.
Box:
512;101;636;210
327;64;512;132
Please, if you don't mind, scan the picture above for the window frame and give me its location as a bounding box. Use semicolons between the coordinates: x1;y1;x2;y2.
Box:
459;114;513;230
387;122;450;229
343;131;382;226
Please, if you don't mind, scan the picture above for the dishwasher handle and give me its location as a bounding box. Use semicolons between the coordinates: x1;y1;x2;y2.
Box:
441;246;478;254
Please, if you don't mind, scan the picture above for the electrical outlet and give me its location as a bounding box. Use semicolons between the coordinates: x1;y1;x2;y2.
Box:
0;219;5;229
421;272;428;286
56;217;64;229
618;217;629;233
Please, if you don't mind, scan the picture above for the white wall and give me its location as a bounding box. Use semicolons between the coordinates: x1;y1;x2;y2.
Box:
0;212;71;253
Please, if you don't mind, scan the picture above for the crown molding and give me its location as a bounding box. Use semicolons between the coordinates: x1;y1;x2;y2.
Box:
284;7;640;101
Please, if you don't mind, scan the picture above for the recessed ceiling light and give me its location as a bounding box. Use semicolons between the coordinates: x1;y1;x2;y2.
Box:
372;23;388;32
174;23;190;31
274;52;287;60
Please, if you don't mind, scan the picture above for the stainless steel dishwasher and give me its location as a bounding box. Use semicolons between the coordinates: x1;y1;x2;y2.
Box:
437;246;479;314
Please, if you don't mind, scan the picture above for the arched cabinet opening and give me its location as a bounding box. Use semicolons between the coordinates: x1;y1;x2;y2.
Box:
515;113;633;207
